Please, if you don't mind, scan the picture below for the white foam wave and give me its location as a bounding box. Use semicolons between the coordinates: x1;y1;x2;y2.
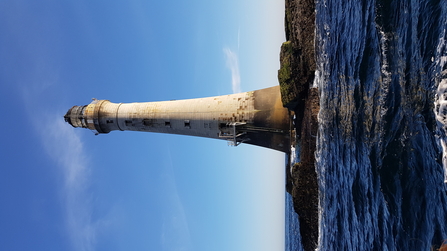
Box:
434;77;447;183
433;26;447;183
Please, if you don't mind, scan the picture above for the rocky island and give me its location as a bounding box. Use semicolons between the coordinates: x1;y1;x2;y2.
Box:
278;0;319;250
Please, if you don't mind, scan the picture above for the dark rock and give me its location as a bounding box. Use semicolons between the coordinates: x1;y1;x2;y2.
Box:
279;0;319;251
279;0;316;110
292;88;319;251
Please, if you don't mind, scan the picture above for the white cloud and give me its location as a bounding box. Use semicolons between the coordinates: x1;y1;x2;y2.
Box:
161;191;191;251
45;119;97;251
160;148;192;251
20;82;101;251
223;47;241;93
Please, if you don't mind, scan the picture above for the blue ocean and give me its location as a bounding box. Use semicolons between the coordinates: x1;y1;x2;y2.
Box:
286;0;447;250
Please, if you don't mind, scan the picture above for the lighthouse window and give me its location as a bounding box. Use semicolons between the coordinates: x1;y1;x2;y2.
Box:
184;120;190;128
143;119;153;126
125;120;132;126
106;120;113;123
165;121;171;127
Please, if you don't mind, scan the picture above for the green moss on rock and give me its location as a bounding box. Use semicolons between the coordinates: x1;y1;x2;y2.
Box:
278;41;300;109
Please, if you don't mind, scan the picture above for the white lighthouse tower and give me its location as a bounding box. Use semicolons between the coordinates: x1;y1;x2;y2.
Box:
64;86;291;152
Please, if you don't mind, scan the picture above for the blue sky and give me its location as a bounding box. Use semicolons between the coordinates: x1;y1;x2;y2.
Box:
0;1;286;250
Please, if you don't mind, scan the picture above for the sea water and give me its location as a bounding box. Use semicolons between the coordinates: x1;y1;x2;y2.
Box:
286;0;447;250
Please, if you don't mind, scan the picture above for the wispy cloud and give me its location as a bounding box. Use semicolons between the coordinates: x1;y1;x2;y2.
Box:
160;148;192;251
161;189;191;251
44;118;97;251
223;47;241;93
20;82;100;251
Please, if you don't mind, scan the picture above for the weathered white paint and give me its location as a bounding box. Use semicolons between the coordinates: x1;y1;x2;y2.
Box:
65;86;290;152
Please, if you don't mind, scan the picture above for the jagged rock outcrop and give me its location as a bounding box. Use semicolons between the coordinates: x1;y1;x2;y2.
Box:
279;0;316;110
279;0;319;251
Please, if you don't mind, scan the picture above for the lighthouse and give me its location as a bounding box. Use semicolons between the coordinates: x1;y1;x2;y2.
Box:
64;86;291;152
